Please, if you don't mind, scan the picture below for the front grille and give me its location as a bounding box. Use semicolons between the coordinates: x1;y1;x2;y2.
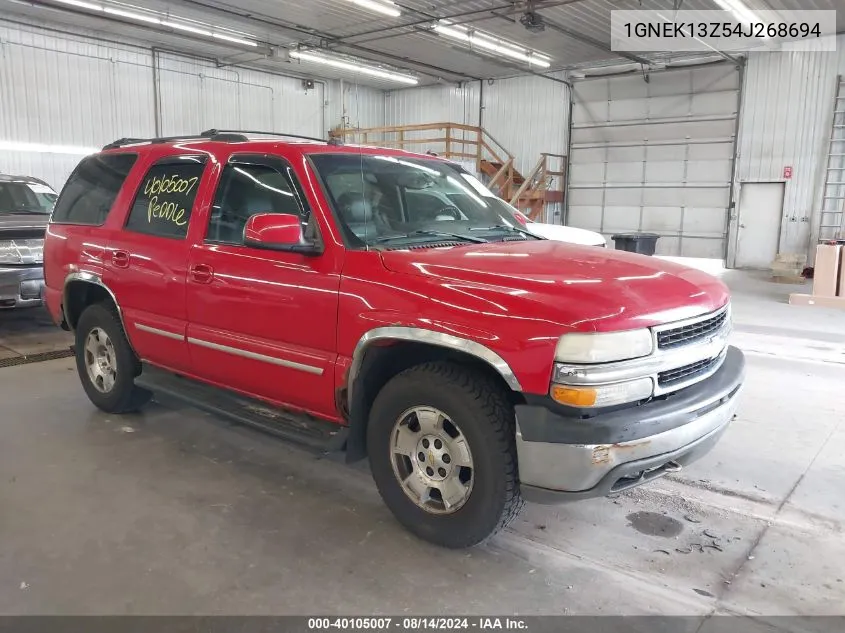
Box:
657;308;728;350
657;356;721;387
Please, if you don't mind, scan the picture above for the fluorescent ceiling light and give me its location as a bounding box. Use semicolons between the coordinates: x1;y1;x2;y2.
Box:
433;22;551;68
46;0;261;47
212;32;258;47
162;21;213;37
290;50;418;85
348;0;400;18
53;0;102;9
712;0;762;25
104;7;161;24
0;140;97;155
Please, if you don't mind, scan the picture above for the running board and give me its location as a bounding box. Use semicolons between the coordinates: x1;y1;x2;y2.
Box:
136;364;348;455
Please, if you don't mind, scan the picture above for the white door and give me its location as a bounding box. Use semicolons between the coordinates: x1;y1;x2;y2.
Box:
734;182;785;269
567;64;740;258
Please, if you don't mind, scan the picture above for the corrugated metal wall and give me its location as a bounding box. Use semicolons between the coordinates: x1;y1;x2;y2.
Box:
0;21;155;190
325;80;386;132
156;53;326;138
385;83;481;129
734;35;845;264
0;20;386;190
385;75;568;176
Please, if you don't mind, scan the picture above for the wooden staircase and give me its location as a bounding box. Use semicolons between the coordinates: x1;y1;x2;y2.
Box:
330;122;566;221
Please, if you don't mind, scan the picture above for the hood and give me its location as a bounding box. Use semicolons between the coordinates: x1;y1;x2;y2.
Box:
526;222;606;246
378;240;729;332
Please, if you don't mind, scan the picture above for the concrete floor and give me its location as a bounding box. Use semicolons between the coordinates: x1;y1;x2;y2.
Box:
1;271;844;616
0;306;71;360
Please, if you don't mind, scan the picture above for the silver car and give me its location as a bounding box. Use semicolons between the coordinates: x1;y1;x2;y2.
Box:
0;174;56;309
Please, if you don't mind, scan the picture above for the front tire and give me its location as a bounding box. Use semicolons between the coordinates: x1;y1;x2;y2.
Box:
367;362;523;548
75;303;148;413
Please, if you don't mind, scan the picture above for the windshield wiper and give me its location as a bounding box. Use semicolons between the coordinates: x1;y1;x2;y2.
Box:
468;224;536;239
374;230;488;244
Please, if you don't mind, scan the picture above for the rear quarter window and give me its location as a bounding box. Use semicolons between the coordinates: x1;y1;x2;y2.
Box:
51;154;138;225
125;157;206;239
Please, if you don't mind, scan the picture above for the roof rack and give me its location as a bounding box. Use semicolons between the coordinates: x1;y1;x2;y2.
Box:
200;129;343;146
102;129;342;151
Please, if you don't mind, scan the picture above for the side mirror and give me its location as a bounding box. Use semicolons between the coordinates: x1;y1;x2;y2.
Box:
243;213;322;255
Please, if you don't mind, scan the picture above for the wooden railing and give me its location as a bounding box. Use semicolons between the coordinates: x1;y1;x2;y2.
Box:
331;123;566;221
509;153;567;206
332;122;513;169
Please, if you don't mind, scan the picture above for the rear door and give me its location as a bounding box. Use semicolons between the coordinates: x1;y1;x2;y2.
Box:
103;153;211;372
185;153;341;419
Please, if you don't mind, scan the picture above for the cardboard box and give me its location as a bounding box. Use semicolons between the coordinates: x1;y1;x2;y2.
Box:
812;244;841;297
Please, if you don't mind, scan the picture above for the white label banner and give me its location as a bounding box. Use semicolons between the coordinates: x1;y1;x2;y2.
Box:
610;10;837;53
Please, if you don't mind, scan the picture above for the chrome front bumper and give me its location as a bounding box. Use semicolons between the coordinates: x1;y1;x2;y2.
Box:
0;264;45;309
516;346;744;503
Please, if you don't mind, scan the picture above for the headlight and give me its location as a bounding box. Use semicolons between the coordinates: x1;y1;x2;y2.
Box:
555;329;653;364
551;378;653;408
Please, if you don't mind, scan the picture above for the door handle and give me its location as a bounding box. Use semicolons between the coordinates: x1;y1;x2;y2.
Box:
111;250;130;269
190;263;214;284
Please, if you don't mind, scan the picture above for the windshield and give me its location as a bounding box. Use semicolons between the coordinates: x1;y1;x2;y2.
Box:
310;153;535;248
0;182;57;215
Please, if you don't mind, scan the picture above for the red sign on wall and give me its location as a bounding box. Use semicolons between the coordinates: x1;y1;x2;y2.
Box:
783;166;793;179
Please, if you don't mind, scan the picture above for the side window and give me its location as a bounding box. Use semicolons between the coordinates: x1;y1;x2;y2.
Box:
51;154;137;225
207;163;307;245
125;157;206;239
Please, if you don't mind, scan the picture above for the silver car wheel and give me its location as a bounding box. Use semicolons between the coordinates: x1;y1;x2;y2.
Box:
390;406;474;515
84;327;117;393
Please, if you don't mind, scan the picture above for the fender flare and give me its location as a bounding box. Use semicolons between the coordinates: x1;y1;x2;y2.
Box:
63;272;133;346
344;326;522;462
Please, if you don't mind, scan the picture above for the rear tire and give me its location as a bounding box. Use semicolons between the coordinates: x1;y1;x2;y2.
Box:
75;303;149;413
367;361;523;548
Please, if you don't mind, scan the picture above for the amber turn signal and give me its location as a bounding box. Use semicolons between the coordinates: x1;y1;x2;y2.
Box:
551;385;597;407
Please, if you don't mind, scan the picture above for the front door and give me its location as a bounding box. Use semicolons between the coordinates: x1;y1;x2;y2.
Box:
735;182;785;269
104;154;210;372
185;154;341;419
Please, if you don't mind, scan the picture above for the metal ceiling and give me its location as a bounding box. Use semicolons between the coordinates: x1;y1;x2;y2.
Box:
2;0;842;87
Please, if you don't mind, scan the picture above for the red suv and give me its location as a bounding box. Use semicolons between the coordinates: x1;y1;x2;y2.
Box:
44;130;744;548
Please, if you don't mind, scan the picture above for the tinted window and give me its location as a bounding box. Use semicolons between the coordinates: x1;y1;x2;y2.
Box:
207;163;306;245
52;154;137;225
0;181;57;216
125;158;205;239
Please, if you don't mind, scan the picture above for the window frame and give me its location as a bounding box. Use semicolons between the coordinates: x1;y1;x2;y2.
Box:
123;154;208;240
204;153;320;249
49;153;138;226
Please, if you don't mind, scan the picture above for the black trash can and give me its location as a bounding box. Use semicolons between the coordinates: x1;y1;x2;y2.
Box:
611;233;660;256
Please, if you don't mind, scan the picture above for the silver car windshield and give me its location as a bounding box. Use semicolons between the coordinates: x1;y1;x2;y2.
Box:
0;182;56;215
309;153;536;248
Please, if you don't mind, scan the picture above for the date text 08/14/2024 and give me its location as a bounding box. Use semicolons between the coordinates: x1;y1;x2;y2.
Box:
307;618;528;630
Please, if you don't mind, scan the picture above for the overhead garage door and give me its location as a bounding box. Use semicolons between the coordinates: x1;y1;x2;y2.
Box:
566;64;740;258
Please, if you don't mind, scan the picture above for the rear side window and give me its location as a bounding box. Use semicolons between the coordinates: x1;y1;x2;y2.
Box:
125;157;206;239
51;154;137;225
